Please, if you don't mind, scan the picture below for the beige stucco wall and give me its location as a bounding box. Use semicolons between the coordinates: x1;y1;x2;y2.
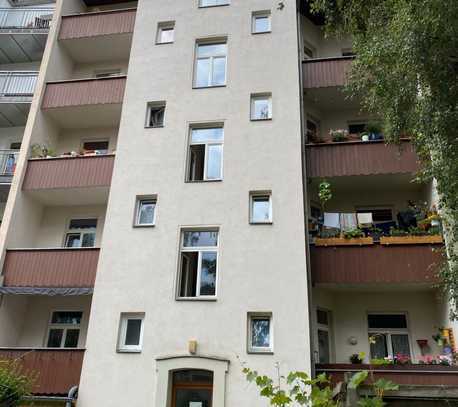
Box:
312;289;442;364
78;0;310;406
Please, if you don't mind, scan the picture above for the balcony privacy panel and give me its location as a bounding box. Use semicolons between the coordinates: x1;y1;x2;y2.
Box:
42;77;126;109
311;244;442;285
0;8;53;29
59;8;136;40
306;141;419;177
23;155;114;190
2;248;99;288
303;57;353;88
0;349;84;395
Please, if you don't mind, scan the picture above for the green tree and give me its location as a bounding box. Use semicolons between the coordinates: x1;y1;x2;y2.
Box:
309;0;458;315
0;359;35;406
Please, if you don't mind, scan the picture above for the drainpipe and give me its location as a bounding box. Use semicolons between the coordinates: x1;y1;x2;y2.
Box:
296;0;316;378
66;385;78;407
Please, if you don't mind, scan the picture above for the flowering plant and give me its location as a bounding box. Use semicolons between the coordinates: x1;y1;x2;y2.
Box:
394;353;411;365
329;129;349;142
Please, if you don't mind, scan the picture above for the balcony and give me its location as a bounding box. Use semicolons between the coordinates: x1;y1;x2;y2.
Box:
1;248;99;294
0;349;84;396
59;8;136;63
316;364;458;397
0;71;38;127
303;56;353;89
311;241;442;286
22;154;114;204
0;8;53;63
306;140;419;177
42;76;126;128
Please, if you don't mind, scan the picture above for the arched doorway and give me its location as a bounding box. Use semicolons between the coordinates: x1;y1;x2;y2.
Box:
171;369;213;407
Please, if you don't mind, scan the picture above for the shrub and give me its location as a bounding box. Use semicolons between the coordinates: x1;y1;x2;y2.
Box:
0;359;35;406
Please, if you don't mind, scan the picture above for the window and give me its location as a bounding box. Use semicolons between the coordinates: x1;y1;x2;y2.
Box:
356;207;393;223
317;309;333;363
252;11;271;34
348;123;367;134
187;126;223;181
194;41;227;88
368;313;411;360
146;102;166;128
303;42;316;59
134;196;157;227
156;22;175;44
94;69;121;78
178;230;218;299
46;311;82;348
172;370;214;406
248;313;273;353
117;313;145;352
82;140;109;154
251;93;272;120
64;218;97;248
250;192;272;224
199;0;229;7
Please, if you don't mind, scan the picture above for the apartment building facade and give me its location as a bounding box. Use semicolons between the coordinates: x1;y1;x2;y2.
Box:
0;0;456;406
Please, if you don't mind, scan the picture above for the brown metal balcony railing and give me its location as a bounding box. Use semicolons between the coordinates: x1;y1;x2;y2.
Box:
59;8;136;40
306;140;419;177
23;154;115;190
0;349;84;395
302;56;354;88
316;364;458;387
311;243;442;285
42;76;126;109
2;248;99;288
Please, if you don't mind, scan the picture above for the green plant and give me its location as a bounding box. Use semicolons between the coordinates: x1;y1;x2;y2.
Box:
343;228;365;239
348;371;399;407
318;180;332;212
366;122;382;135
389;227;409;237
370;358;392;366
0;359;36;405
318;229;340;239
350;352;365;364
330;129;349;142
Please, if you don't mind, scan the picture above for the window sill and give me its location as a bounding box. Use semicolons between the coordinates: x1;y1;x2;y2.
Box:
145;125;164;129
192;85;227;90
249;221;273;225
155;41;174;45
198;4;230;8
176;297;217;302
247;350;274;355
185;179;223;183
117;348;142;354
250;118;273;122
252;31;272;35
133;224;156;228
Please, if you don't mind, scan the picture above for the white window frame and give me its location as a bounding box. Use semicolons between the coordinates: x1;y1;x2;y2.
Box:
198;0;230;8
156;21;175;44
64;218;98;248
177;229;219;300
134;196;157;227
250;93;272;120
46;310;83;349
94;69;122;78
252;11;271;34
187;126;224;182
81;138;110;154
146;101;166;128
367;312;412;359
316;308;333;364
249;191;272;224
248;313;274;354
193;40;227;88
117;312;145;353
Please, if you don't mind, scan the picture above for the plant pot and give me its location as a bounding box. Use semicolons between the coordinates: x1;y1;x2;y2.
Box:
315;237;374;246
361;135;369;141
380;235;443;245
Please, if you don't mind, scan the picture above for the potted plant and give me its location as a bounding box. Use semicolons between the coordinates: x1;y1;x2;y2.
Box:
380;226;443;245
350;352;365;364
361;131;369;142
366;122;383;140
329;129;349;142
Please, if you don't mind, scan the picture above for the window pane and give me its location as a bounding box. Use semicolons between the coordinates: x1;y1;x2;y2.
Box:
125;319;142;346
370;333;388;359
47;329;63;347
138;201;156;224
391;334;411;357
253;98;271;119
83;141;109;152
173;370;213;384
191;128;224;143
195;58;210;87
148;105;165;127
254;16;270;32
206;144;223;179
175;389;212;407
189;144;205;181
317;309;329;326
251;318;271;348
64;329;80;348
69;219;97;229
180;252;199;297
81;232;96;247
183;231;218;247
318;329;330;363
197;43;226;58
52;312;83;324
252;196;270;222
200;252;217;296
212;56;226;85
160;28;174;43
65;233;81;248
368;314;407;329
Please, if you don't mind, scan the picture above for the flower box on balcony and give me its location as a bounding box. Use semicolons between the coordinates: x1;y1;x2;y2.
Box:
314;237;374;246
380;235;443;245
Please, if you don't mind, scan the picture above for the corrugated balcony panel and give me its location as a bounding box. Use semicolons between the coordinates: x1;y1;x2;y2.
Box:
0;349;84;396
311;244;442;285
306;141;419;177
2;248;99;288
303;57;353;88
42;76;126;109
22;155;114;190
59;8;136;40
